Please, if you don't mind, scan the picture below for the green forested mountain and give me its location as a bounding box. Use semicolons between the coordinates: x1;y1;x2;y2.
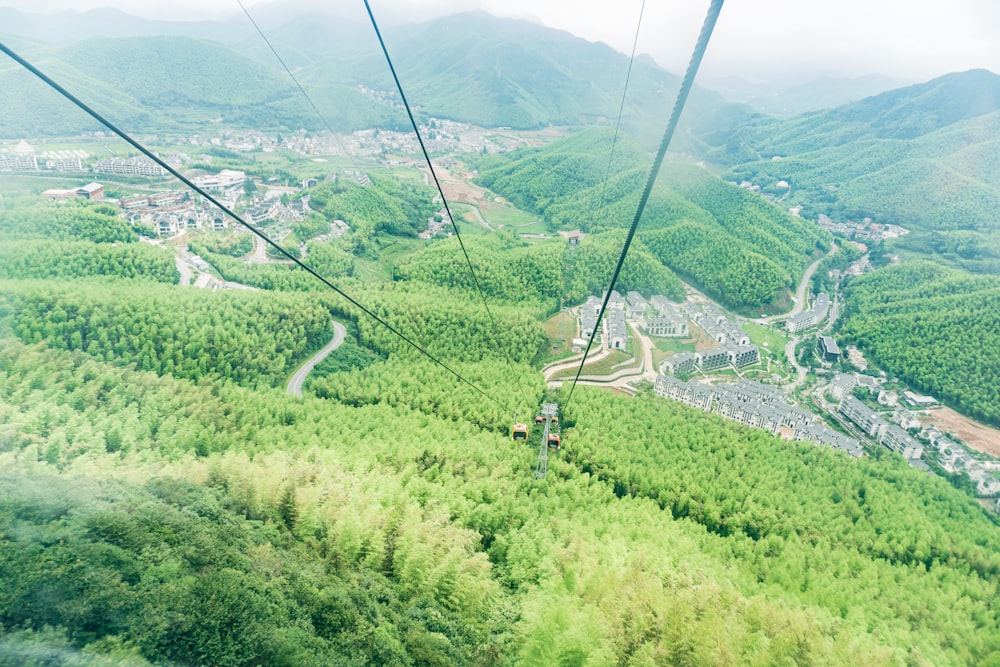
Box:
718;70;1000;249
0;9;749;142
0;185;998;665
473;128;830;309
838;261;1000;425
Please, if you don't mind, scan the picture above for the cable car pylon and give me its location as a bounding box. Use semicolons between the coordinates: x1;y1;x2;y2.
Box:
534;402;559;479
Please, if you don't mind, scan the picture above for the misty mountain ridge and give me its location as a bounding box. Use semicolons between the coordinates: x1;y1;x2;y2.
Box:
707;73;910;116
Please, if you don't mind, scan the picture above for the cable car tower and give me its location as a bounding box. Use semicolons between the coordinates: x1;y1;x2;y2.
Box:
534;403;559;479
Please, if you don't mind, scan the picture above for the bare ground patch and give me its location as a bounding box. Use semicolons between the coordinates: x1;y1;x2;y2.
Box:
920;406;1000;457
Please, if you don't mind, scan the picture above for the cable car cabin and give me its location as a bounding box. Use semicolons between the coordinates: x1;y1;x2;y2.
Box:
547;433;561;450
534;415;545;425
512;423;529;441
551;416;559;426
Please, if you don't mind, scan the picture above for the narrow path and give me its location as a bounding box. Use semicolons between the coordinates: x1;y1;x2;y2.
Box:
287;320;347;396
175;256;192;286
458;201;495;231
784;337;808;391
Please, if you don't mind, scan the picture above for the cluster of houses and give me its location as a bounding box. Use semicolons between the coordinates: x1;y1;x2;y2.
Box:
816;214;909;242
576;290;763;365
786;292;830;333
926;428;1000;497
419;207;454;240
94;156;169;177
1;140;90;172
654;375;863;458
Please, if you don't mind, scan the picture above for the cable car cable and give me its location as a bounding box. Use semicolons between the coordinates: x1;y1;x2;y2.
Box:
0;39;512;413
362;0;535;411
235;0;371;178
594;0;647;226
563;0;725;410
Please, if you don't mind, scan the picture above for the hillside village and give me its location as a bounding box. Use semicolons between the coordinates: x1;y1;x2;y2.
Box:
577;287;999;506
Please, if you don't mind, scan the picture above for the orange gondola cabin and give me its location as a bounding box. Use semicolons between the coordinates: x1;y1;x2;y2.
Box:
547;433;561;450
512;422;529;441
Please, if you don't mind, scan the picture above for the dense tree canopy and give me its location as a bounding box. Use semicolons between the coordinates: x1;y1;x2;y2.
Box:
838;261;1000;425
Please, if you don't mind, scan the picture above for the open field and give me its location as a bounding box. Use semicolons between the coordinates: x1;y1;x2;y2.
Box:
743;321;790;359
551;350;633;379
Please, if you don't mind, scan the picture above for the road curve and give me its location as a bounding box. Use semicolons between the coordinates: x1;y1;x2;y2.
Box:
763;243;838;324
287;320;347;396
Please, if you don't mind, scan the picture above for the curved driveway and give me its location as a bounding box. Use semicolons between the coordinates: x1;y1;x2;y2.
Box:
287;320;347;396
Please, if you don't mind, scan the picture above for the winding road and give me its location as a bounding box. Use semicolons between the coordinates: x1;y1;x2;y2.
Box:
762;243;838;324
286;320;347;396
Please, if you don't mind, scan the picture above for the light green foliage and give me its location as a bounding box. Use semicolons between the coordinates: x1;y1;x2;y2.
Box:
838;261;1000;425
0;240;177;283
189;232;254;258
2;279;330;387
0;200;137;244
2;340;999;665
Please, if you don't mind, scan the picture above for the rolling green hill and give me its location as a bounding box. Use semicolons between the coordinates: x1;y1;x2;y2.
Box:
0;10;749;144
473;128;830;310
717;70;1000;260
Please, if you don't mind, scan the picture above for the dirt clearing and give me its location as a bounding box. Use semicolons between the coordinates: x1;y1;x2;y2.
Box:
920;406;1000;457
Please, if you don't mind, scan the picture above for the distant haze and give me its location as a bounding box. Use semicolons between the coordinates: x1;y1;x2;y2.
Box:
1;0;998;84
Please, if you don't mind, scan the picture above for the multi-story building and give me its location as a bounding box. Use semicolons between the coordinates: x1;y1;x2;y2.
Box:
698;347;730;372
786;292;830;332
728;344;760;368
662;352;697;376
95;156;168;177
818;335;840;362
654;375;862;458
608;309;627;350
839;395;888;439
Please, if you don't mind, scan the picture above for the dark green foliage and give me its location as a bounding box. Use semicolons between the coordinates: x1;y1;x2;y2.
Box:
718;72;1000;243
292;213;331;243
305;174;436;241
643;224;790;308
343;282;545;365
838;261;1000;425
568;233;685;303
0;474;496;666
0;240;177;283
3;279;330;386
474;128;829;308
307;341;382;379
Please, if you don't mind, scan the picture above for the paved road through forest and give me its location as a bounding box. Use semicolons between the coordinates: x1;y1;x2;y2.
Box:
286;320;347;396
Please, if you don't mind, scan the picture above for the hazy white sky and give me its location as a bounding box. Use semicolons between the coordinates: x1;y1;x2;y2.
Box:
4;0;999;83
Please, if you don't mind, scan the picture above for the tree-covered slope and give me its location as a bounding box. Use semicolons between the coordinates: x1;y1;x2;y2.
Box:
473;128;830;309
838;261;1000;425
0;184;998;664
1;10;749;142
0;337;998;665
718;71;1000;247
345;11;747;143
